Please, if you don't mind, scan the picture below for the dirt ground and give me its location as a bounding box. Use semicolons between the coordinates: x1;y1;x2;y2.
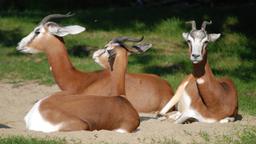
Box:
0;82;255;144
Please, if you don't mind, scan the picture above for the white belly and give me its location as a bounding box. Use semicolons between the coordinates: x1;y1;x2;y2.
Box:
24;99;62;133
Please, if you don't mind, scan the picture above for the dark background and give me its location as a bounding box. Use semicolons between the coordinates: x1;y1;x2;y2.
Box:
0;0;255;10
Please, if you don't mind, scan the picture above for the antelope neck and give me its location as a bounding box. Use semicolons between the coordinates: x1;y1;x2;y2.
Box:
192;54;218;107
44;38;82;90
110;50;128;96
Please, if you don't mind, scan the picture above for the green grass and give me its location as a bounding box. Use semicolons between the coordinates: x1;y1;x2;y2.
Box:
0;5;256;115
138;127;256;144
188;127;256;144
0;136;65;144
214;127;256;144
199;131;210;142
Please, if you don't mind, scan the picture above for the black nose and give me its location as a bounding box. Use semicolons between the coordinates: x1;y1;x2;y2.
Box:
192;54;200;58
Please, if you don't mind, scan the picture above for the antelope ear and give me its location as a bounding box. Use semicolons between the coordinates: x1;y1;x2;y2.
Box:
107;49;117;71
48;24;85;37
182;32;189;41
208;33;221;42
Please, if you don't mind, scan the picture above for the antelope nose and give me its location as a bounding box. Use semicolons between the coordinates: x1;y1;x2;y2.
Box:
192;54;200;58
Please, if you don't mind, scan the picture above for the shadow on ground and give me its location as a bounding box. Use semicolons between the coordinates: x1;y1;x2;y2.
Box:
0;124;11;129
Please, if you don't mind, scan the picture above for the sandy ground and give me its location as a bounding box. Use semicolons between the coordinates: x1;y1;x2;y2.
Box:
0;81;255;144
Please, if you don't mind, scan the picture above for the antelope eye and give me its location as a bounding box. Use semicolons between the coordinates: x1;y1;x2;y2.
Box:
204;41;208;44
187;40;191;43
35;29;40;35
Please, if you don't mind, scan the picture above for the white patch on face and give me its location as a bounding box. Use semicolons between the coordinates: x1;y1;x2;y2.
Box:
196;78;205;84
188;34;208;63
17;31;36;51
18;46;41;54
114;128;128;133
24;98;62;133
49;66;52;71
192;61;199;64
17;26;44;54
92;49;109;68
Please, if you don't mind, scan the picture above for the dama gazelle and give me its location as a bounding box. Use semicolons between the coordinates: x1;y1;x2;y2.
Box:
23;40;153;133
17;13;174;113
159;21;238;123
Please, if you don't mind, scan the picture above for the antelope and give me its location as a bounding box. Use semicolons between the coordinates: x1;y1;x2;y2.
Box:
17;13;174;113
90;36;175;112
159;21;238;124
23;41;152;133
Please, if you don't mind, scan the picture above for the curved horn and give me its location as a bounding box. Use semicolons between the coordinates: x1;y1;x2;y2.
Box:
40;12;74;24
201;20;212;30
112;36;144;43
186;20;196;30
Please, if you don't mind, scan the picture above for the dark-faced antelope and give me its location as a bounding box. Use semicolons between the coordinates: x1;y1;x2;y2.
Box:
159;21;238;124
17;13;174;113
23;41;153;133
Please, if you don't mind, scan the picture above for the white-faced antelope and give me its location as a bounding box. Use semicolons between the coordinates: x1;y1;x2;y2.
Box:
17;13;174;113
159;21;238;124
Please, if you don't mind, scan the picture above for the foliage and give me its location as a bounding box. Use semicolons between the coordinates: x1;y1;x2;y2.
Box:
0;5;255;115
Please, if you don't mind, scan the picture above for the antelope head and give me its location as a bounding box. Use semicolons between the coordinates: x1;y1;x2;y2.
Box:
17;13;85;54
182;20;221;64
93;36;152;70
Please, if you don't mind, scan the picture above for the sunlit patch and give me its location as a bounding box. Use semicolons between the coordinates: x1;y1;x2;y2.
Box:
114;128;128;133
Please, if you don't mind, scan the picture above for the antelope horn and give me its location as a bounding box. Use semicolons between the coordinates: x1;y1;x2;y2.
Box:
186;20;196;30
201;20;212;30
40;12;74;24
112;36;144;43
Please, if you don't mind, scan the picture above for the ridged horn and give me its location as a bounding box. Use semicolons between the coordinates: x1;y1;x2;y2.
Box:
201;20;212;30
186;20;196;30
40;12;74;24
